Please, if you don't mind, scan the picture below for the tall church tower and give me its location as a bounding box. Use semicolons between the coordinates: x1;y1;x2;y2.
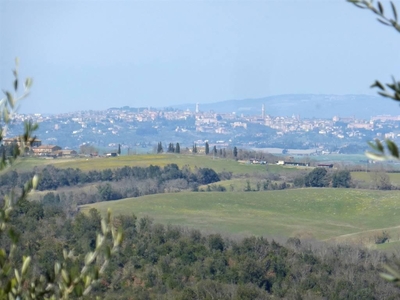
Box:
195;103;199;113
262;104;265;119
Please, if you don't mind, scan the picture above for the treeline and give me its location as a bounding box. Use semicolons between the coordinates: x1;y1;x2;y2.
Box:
156;142;278;162
294;167;400;190
1;164;221;190
244;179;291;191
5;197;399;299
0;165;225;204
293;168;352;188
157;142;181;154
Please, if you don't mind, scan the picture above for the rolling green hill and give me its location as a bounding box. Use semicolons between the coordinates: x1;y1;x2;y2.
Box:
14;154;400;249
81;188;400;245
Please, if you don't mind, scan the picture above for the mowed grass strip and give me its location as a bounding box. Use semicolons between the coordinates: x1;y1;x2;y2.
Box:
81;188;400;241
198;178;285;192
12;155;286;174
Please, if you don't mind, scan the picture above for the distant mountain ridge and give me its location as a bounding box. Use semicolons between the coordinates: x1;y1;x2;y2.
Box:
169;94;400;119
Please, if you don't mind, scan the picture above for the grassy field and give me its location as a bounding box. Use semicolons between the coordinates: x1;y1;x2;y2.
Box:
11;154;290;174
198;178;286;192
81;188;400;245
351;172;400;187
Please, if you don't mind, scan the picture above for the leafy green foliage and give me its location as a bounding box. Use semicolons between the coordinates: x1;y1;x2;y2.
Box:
0;61;123;299
348;1;400;161
365;138;400;161
196;167;220;185
304;168;328;187
332;170;352;188
97;183;122;201
294;167;352;188
90;217;395;299
349;0;400;286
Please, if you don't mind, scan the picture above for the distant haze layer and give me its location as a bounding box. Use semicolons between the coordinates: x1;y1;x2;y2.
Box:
2;1;400;114
170;94;400;119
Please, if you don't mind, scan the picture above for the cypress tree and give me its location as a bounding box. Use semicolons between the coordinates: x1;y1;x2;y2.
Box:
157;142;163;153
233;146;238;158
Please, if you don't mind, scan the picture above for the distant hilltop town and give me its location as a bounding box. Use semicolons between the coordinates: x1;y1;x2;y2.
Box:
6;100;400;155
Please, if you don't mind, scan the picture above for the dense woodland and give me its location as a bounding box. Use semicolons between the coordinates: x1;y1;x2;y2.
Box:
1;196;398;299
0;164;226;204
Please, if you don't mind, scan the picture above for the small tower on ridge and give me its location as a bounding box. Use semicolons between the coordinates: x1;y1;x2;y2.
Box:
262;104;265;119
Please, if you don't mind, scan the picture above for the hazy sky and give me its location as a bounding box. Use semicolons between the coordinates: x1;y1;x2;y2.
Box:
1;0;400;114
